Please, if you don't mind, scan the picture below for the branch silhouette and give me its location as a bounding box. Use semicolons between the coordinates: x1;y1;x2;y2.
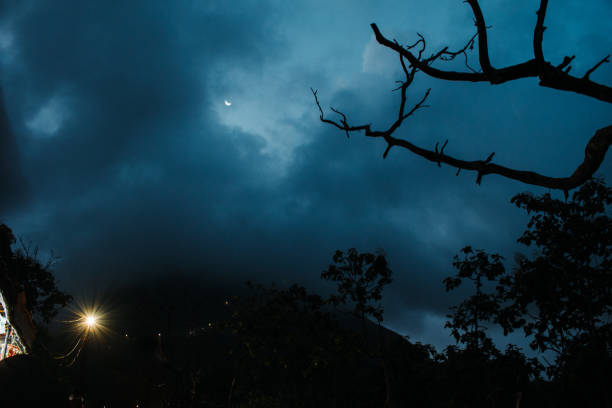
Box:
313;1;612;191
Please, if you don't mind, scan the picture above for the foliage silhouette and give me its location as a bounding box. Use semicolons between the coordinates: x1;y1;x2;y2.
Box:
498;178;611;356
443;247;543;408
222;282;387;407
0;223;71;325
442;177;611;407
499;178;611;405
444;246;505;355
321;248;396;406
321;248;392;325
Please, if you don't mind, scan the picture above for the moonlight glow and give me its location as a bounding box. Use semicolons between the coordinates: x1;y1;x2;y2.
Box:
224;100;232;106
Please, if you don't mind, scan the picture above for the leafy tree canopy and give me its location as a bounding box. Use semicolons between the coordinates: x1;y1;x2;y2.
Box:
0;223;71;324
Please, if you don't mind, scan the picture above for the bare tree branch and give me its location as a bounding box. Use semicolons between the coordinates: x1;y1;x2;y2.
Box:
311;2;612;192
533;0;549;66
311;87;430;148
370;5;612;104
465;0;495;78
313;85;612;190
556;55;575;70
583;55;610;80
425;31;480;74
370;23;492;83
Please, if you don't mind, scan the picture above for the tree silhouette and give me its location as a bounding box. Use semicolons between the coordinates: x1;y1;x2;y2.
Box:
0;224;71;324
222;282;384;407
496;178;611;403
312;1;611;191
442;178;611;406
0;223;71;354
321;248;395;406
497;178;611;357
321;248;392;325
443;247;544;408
444;246;505;355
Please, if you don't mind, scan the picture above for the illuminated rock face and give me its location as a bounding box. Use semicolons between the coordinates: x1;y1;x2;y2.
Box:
0;290;26;361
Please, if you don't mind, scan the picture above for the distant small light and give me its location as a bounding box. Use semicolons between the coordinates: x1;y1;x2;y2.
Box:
158;332;161;337
224;300;229;305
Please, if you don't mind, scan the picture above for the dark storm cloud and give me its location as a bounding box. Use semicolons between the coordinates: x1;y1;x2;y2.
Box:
4;0;279;189
1;0;286;284
0;86;27;212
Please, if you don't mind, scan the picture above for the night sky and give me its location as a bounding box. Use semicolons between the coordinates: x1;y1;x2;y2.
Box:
1;0;611;349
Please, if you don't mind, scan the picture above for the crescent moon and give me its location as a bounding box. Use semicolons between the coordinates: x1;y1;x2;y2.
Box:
224;100;232;106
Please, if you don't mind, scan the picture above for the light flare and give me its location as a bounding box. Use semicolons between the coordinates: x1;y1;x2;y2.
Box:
85;315;97;329
63;299;110;339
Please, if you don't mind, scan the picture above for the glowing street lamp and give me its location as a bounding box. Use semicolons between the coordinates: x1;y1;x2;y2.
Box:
84;315;97;329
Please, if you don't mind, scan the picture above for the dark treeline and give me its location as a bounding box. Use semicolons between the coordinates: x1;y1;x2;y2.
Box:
0;178;610;407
